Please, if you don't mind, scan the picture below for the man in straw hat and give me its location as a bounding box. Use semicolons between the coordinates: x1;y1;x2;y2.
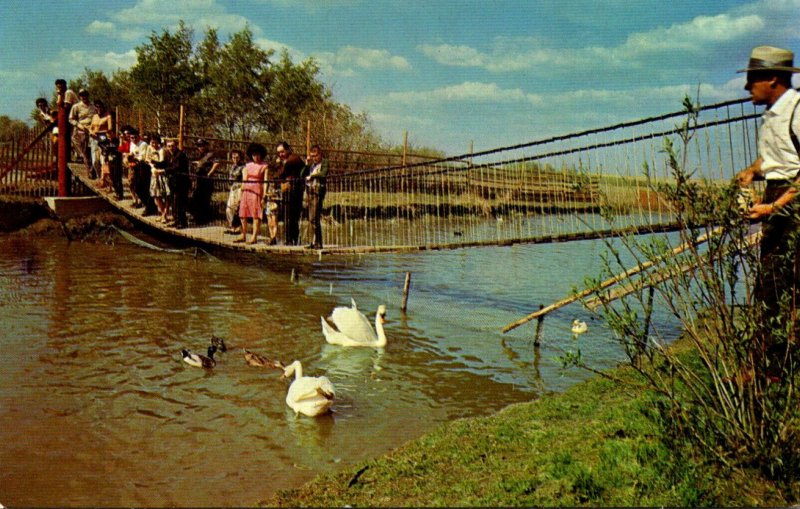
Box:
736;45;800;380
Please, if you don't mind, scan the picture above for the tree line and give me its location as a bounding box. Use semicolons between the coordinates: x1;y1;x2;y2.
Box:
69;22;384;152
3;21;443;161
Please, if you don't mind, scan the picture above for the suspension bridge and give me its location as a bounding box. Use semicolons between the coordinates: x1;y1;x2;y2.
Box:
1;95;761;257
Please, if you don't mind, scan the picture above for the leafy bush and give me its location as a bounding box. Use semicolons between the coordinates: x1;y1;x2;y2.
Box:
567;97;800;494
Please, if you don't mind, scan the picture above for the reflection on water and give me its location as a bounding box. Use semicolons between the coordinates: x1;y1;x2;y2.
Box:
0;232;681;506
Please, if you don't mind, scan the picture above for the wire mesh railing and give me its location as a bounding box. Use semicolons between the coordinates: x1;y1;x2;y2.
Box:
3;95;763;251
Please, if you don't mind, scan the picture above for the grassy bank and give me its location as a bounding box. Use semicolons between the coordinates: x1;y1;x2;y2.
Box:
268;363;789;507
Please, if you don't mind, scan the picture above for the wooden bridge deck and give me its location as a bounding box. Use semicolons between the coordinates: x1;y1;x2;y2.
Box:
69;163;479;256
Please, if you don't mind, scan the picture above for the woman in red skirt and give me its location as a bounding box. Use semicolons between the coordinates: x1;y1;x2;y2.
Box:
237;143;268;244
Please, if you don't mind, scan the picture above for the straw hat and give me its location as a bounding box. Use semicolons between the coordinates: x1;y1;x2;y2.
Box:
738;45;800;73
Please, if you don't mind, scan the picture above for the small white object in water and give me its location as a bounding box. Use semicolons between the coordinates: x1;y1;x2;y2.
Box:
571;319;588;336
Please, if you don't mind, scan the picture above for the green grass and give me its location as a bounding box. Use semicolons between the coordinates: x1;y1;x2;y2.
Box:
267;363;790;507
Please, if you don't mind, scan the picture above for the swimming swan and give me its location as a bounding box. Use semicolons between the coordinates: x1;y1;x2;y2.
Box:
182;345;218;368
571;319;588;336
321;298;387;348
279;360;335;417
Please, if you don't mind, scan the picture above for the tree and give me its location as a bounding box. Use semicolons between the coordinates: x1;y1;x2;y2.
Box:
0;115;29;141
196;26;274;140
566;98;800;489
266;50;328;138
128;21;201;134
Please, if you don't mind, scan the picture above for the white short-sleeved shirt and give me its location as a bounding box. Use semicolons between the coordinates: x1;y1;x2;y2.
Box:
759;88;800;180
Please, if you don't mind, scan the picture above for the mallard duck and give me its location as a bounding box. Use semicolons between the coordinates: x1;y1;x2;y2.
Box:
182;345;218;368
210;335;228;353
571;319;588;336
321;298;387;348
278;360;335;417
243;348;273;367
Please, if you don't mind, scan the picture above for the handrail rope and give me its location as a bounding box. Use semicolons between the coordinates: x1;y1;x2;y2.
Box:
328;111;761;183
181;133;443;161
337;96;757;177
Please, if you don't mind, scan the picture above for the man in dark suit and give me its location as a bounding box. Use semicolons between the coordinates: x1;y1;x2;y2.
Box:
156;140;190;229
275;141;307;245
304;145;329;249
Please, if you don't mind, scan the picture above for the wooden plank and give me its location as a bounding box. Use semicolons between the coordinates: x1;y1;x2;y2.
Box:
501;226;723;333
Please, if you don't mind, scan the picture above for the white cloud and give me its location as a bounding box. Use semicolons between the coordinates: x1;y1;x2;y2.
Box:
314;46;411;76
253;0;361;11
85;20;146;41
43;49;138;76
379;82;539;105
418;12;768;73
108;0;256;38
255;37;305;62
417;44;486;67
86;20;115;34
616;14;764;55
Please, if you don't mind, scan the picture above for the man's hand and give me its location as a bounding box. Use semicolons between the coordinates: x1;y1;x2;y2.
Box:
748;202;774;221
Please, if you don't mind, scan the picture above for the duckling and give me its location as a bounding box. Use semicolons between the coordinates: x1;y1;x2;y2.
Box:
182;345;218;368
210;335;228;353
571;319;588;337
243;348;273;367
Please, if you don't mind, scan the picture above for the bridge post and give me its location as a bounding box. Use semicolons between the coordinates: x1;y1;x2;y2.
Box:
57;94;70;197
178;104;185;150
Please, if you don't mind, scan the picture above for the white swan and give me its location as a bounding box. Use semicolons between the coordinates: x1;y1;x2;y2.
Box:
280;360;335;417
321;298;387;348
571;319;588;336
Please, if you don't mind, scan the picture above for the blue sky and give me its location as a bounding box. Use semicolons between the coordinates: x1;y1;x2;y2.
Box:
1;0;798;154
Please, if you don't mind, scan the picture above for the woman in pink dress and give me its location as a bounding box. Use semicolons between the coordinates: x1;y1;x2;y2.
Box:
237;143;268;244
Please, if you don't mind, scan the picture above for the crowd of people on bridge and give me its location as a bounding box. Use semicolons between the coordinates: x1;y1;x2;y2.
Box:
38;80;330;248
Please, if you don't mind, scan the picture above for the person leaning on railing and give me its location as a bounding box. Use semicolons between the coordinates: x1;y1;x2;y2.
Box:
155;139;190;229
275;141;307;245
69;89;97;176
190;138;219;225
304;144;328;249
735;45;800;381
224;150;245;234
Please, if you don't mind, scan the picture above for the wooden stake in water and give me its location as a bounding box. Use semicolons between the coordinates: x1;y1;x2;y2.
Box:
401;271;412;313
290;268;296;282
533;304;544;347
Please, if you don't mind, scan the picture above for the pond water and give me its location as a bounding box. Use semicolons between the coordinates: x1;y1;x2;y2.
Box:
0;231;682;506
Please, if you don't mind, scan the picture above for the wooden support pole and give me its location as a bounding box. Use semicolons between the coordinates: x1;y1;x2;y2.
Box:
469;140;474;167
402;130;408;167
533;304;545;347
585;231;761;310
501;226;723;333
57;97;69;197
178;104;185;150
306;119;311;157
401;271;412;312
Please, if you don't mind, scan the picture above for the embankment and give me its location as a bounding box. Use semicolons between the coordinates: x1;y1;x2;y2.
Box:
268;365;789;507
0;195;132;241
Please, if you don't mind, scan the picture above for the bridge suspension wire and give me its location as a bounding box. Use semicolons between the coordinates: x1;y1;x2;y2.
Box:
2;95;762;253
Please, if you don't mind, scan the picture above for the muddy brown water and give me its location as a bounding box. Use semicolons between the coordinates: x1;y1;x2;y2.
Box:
0;232;680;506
